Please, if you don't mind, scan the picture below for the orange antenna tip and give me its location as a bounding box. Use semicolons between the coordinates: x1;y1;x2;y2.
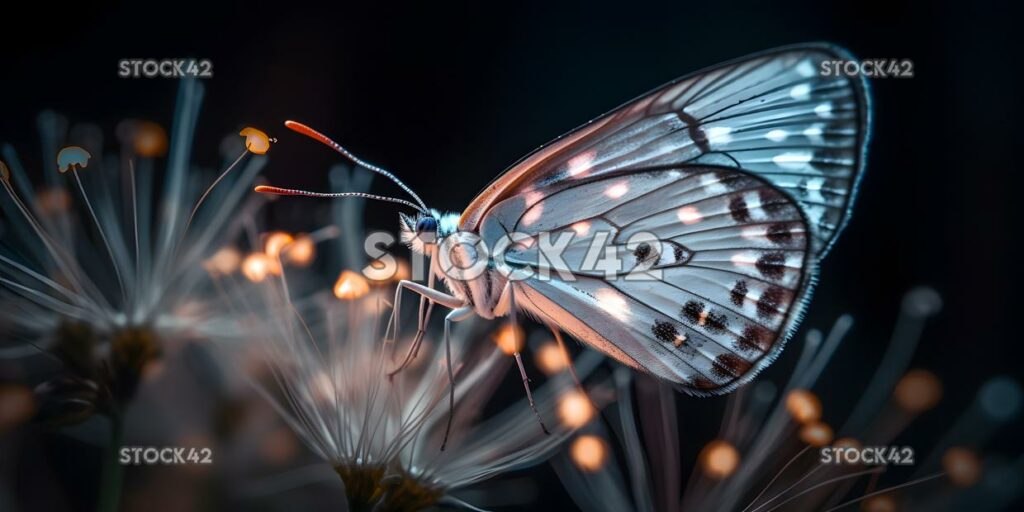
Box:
284;120;319;138
254;185;294;195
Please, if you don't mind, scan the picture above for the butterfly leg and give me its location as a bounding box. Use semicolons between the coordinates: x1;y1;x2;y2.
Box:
387;279;464;377
385;296;433;368
440;305;474;451
410;270;438;361
509;284;550;436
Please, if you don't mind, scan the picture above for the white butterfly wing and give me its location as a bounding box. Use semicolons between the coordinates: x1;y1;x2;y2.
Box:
462;43;870;258
465;44;869;394
492;167;812;394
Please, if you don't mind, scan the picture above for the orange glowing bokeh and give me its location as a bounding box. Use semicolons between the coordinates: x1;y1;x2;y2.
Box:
535;342;570;375
558;390;595;428
242;253;275;282
264;232;294;260
799;421;834;447
942;446;982;487
133;121;168;157
893;369;943;413
204;247;242;275
493;323;525;355
334;270;370;300
700;440;740;479
785;389;822;424
285;234;316;266
570;435;608;472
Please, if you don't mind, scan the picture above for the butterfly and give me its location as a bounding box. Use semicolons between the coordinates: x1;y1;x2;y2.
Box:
257;43;871;437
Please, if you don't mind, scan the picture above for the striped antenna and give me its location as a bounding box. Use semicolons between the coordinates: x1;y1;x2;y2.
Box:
283;120;429;211
254;185;426;213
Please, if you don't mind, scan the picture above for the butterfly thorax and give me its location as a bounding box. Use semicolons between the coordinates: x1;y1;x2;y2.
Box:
399;209;509;319
433;231;509;319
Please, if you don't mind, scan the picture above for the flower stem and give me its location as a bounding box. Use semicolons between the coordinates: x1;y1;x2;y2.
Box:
98;415;124;512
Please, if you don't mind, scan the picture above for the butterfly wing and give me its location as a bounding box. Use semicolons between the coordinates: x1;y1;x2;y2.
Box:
489;166;812;394
462;43;870;258
467;44;869;394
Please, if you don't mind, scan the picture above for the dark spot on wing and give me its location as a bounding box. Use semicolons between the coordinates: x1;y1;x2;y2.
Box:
681;300;704;324
821;177;848;200
796;178;810;198
813;148;850;172
755;252;787;280
767;223;793;245
677;110;709;153
824;121;847;138
705;311;729;334
736;324;773;353
652;320;680;345
714;170;755;190
674;244;686;262
688;375;719;391
729;195;751;223
730;281;748;307
633;242;652;263
712;354;752;380
757;286;787;319
662;241;691;265
758;187;790;216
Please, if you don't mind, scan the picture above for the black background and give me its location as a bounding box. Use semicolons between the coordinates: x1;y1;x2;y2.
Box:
2;1;1021;510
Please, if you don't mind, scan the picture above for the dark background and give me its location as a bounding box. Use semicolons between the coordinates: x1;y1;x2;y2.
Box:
2;1;1020;510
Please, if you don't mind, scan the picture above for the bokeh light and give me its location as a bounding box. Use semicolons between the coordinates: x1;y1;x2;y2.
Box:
286;234;316;266
334;270;370;300
785;389;822;424
558;390;595;428
700;440;740;479
242;253;274;282
942;447;982;487
493;323;524;355
535;342;570;375
893;369;942;413
570;435;608;472
799;421;834;446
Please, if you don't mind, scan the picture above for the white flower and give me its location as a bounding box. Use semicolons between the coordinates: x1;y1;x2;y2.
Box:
0;78;266;415
218;266;605;511
554;287;1020;511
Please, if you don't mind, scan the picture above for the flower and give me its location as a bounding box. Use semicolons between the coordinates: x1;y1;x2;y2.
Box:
0;78;268;420
553;287;1023;511
216;263;606;511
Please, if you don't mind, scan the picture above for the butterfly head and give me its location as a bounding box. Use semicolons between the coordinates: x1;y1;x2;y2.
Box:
400;209;460;254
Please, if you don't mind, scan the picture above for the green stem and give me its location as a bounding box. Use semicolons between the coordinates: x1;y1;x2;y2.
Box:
98;415;124;512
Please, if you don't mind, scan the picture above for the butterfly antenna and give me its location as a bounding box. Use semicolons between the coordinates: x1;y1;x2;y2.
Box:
284;120;429;211
254;185;426;213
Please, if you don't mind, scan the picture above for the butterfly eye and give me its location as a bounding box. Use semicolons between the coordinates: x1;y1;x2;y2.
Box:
415;216;438;234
